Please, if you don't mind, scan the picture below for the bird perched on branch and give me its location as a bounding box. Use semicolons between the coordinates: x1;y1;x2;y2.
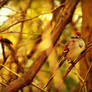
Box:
43;32;86;88
62;32;86;64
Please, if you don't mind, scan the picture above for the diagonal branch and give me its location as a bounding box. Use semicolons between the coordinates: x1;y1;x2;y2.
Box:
55;44;92;92
0;64;47;92
79;62;92;92
43;58;66;89
17;0;32;44
0;0;79;92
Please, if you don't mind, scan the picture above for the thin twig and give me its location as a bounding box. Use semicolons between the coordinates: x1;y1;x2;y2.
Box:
72;68;88;92
73;67;84;83
43;58;66;89
17;0;32;44
0;82;8;87
0;32;28;34
79;63;92;92
31;82;48;92
6;44;24;73
0;3;65;33
0;64;47;92
84;63;92;81
4;6;22;14
0;64;20;77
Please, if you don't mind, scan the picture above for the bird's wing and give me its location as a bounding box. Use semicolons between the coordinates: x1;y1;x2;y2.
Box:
63;41;70;57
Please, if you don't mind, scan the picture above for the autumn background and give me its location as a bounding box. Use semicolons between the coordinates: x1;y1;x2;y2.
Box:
0;0;91;92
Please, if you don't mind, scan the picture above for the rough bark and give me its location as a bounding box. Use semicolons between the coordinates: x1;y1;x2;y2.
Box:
80;0;92;92
0;0;79;92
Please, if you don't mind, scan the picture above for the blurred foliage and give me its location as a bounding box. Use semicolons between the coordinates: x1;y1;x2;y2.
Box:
0;0;82;92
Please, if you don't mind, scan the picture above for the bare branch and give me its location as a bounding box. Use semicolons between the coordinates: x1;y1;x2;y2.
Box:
43;58;66;88
79;62;92;92
17;0;32;44
0;3;65;33
0;64;47;92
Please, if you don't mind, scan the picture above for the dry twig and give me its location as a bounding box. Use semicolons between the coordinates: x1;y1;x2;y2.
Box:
79;62;92;92
0;3;65;33
0;64;47;92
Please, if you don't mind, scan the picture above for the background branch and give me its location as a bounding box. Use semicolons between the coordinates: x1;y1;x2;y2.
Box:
0;3;65;33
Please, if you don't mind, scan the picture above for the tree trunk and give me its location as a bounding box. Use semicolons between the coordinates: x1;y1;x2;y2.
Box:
80;0;92;92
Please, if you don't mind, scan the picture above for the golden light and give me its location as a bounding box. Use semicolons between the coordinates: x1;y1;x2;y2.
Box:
54;0;60;6
0;8;13;25
39;13;53;21
39;13;53;28
72;3;82;22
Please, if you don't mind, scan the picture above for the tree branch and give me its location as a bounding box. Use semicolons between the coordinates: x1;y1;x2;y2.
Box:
79;62;92;92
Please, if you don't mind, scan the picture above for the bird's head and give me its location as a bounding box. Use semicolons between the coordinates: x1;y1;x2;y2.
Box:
71;32;81;39
74;32;81;37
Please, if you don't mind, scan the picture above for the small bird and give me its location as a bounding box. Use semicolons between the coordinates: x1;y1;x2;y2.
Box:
62;32;86;63
42;32;86;87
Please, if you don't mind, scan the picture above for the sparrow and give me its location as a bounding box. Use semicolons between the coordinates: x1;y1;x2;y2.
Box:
62;32;86;63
